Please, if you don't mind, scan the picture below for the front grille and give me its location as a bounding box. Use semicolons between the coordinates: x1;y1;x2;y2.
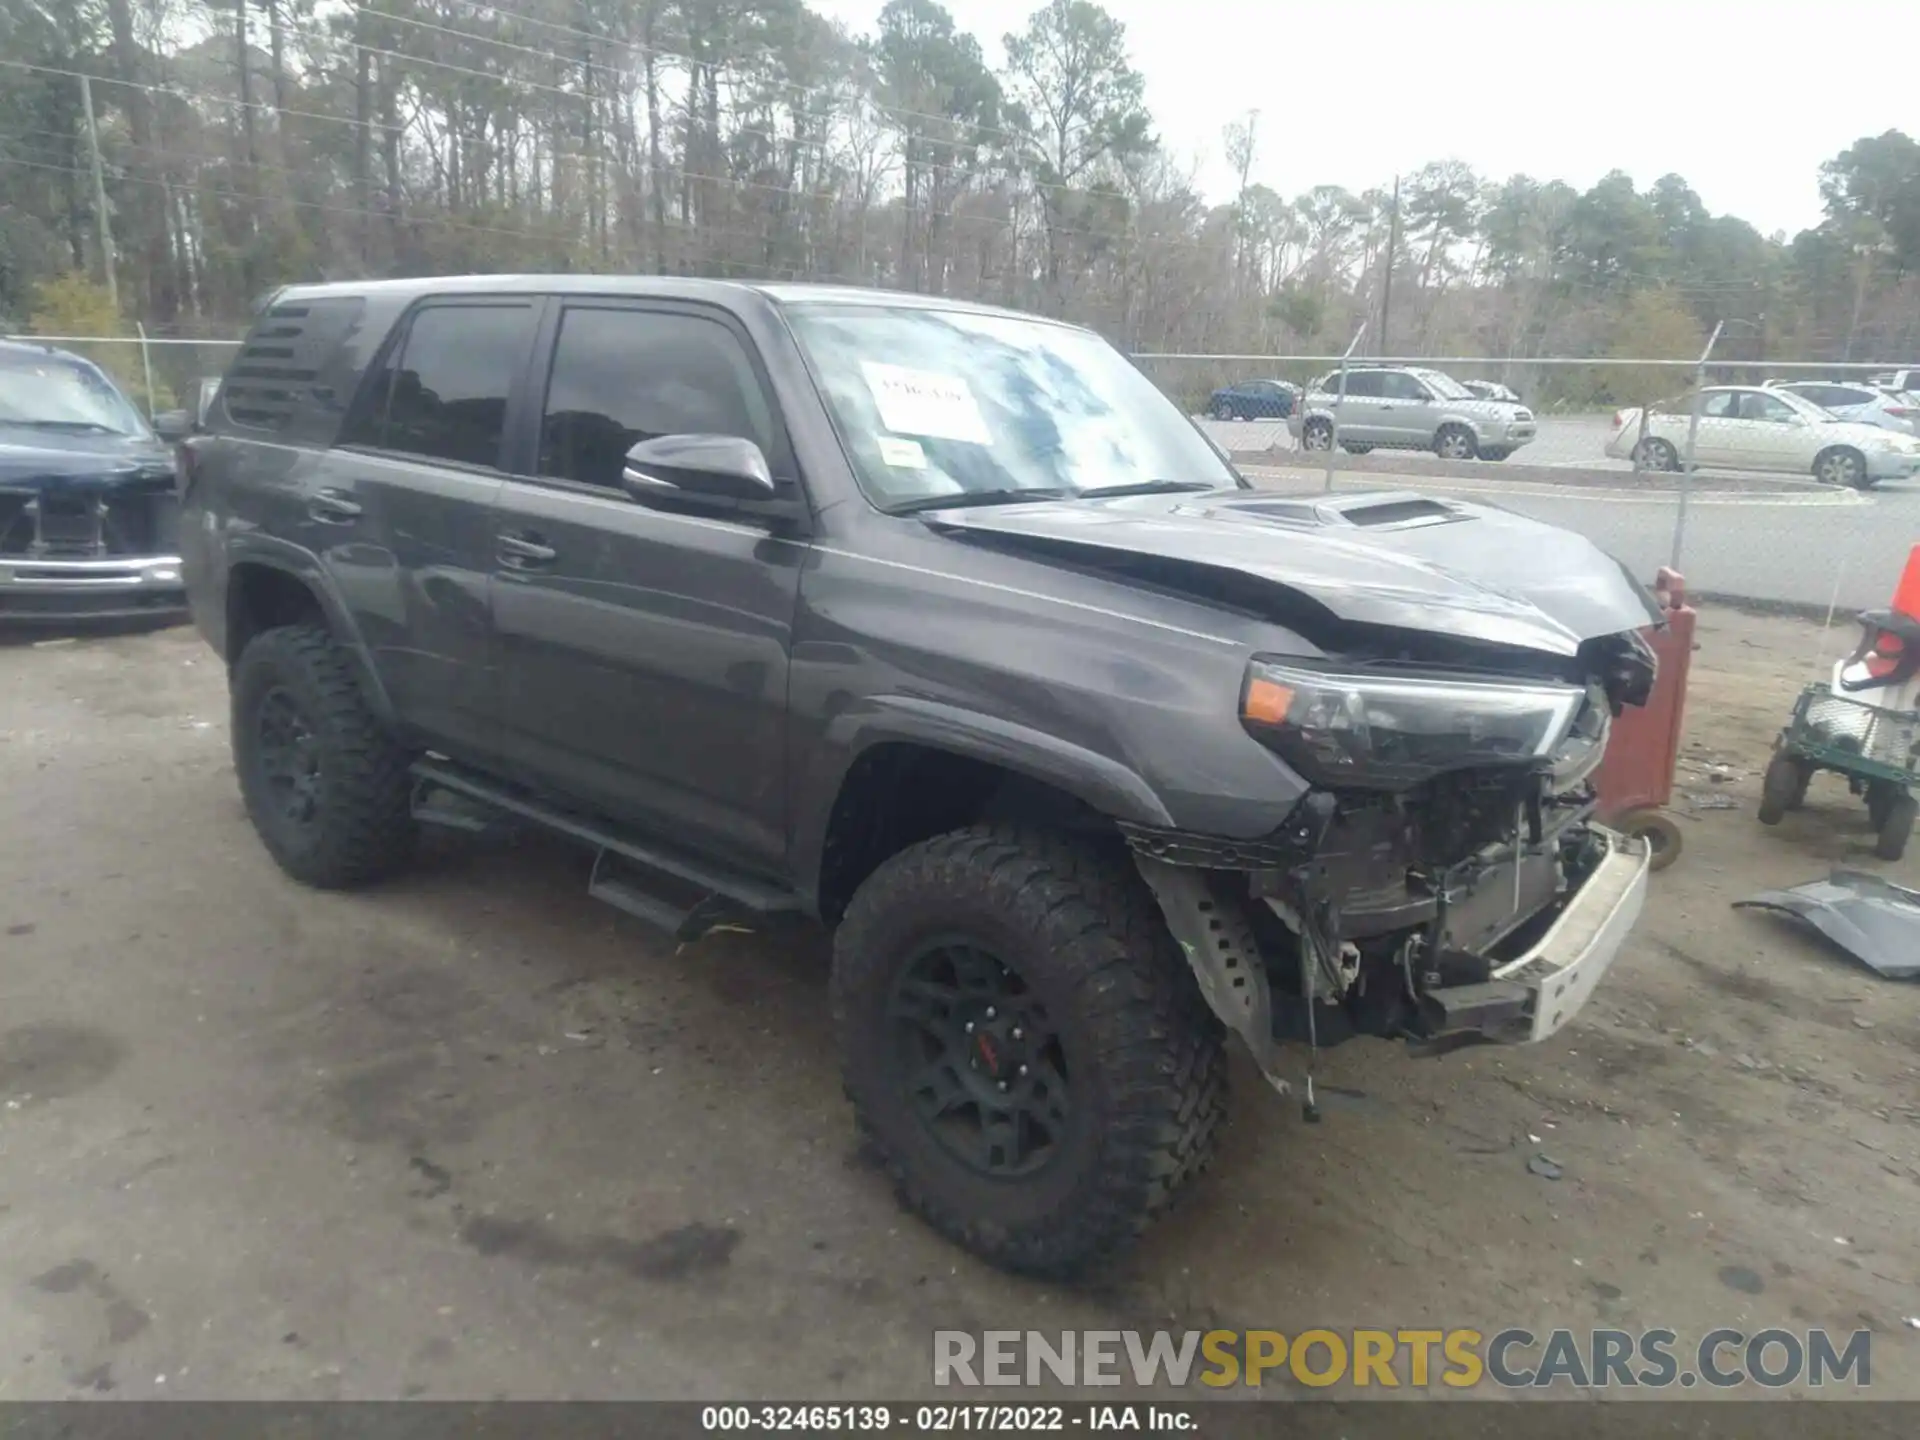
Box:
0;489;178;559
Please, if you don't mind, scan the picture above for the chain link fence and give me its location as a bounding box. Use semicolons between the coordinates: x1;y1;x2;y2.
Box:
12;326;1918;618
1137;351;1920;617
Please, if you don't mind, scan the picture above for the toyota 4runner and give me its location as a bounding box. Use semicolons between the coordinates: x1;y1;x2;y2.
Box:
181;277;1660;1276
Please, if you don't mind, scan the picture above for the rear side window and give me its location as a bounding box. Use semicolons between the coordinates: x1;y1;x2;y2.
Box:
341;303;535;469
537;307;776;489
1335;372;1383;398
222;295;367;434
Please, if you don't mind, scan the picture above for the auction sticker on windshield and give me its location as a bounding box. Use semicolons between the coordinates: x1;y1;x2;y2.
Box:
862;362;992;445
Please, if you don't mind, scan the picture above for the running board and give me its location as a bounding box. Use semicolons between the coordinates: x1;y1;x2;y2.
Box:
409;759;804;943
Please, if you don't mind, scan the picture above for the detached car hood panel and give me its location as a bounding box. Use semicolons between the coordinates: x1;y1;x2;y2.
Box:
926;489;1662;656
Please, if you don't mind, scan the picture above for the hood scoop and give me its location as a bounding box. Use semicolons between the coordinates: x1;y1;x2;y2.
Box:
1219;491;1467;531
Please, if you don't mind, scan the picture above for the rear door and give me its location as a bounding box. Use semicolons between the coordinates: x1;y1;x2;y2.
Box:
1687;390;1744;468
486;299;806;872
1329;370;1390;443
323;297;543;756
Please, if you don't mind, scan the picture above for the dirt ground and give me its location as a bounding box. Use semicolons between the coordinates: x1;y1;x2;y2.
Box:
1;606;1917;1405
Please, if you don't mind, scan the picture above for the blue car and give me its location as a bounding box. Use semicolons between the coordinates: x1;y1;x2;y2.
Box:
1207;378;1297;421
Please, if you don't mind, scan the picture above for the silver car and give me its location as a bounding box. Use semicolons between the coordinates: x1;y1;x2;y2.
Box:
1287;365;1536;461
1767;380;1920;437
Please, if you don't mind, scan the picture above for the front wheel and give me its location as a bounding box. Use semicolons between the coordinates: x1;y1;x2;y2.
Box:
1758;751;1811;826
831;825;1227;1277
1814;447;1868;489
1874;791;1916;862
231;623;417;888
1435;426;1479;461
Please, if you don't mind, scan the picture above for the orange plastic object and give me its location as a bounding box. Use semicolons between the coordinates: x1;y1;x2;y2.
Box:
1594;567;1695;870
1893;543;1920;622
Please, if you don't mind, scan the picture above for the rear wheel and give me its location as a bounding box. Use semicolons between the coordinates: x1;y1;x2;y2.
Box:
1301;418;1334;452
1435;426;1478;461
1874;791;1915;862
1814;447;1867;489
831;825;1227;1277
1211;399;1235;421
1341;443;1373;455
231;623;416;888
1633;437;1680;472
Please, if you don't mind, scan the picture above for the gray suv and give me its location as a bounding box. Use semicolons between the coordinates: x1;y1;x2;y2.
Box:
1288;365;1536;461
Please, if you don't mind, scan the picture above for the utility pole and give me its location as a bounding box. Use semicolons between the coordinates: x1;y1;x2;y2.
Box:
79;74;119;314
1378;174;1399;358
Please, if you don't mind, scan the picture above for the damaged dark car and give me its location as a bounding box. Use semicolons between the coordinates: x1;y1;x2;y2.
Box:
0;339;185;622
181;278;1661;1277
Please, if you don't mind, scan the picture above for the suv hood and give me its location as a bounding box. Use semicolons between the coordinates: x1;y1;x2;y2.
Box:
923;488;1661;657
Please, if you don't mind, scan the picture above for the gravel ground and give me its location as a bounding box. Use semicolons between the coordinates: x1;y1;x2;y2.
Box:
2;612;1918;1405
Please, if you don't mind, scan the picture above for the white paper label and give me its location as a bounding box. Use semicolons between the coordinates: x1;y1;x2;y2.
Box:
876;435;928;469
861;362;991;445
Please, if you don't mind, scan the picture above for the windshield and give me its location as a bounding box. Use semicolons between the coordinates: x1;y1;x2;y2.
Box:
0;353;147;435
1416;370;1475;401
785;304;1239;509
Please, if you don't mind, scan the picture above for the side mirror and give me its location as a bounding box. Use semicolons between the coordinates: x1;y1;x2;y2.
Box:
621;434;776;503
152;409;194;443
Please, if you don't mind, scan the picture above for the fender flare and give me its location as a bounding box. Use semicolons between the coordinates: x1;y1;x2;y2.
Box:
789;693;1174;908
223;535;398;726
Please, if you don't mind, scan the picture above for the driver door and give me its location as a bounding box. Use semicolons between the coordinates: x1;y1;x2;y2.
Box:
485;299;807;871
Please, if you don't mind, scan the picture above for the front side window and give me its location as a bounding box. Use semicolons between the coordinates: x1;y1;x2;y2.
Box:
0;352;146;436
786;304;1237;508
343;303;535;468
538;307;776;489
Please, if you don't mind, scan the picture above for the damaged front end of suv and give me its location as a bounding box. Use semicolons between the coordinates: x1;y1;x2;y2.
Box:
1127;621;1657;1103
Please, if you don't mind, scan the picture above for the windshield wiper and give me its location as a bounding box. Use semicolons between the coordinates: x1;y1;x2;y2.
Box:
885;487;1071;516
1077;479;1222;498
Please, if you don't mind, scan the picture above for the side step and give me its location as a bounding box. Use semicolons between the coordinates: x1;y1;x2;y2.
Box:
410;758;805;943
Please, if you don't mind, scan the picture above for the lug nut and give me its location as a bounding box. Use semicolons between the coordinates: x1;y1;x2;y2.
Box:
964;1021;975;1033
985;1006;997;1019
1018;1064;1029;1076
997;1081;1009;1092
1011;1027;1024;1040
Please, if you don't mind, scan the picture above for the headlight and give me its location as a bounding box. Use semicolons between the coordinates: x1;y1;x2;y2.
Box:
1240;658;1589;789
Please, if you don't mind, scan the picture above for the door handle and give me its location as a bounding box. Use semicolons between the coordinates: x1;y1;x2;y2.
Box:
497;532;558;568
308;489;362;523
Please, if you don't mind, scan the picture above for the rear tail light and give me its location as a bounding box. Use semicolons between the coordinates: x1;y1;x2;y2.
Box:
1611;410;1628;429
1888;407;1918;420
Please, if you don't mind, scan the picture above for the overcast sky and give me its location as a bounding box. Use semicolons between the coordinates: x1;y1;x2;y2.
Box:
809;0;1905;238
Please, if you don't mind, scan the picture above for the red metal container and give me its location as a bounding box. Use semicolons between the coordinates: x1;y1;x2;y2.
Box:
1594;567;1695;871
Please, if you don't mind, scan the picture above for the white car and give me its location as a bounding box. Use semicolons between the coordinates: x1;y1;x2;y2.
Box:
1606;385;1920;489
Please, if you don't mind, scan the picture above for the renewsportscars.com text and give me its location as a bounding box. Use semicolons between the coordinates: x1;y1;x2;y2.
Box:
932;1328;1871;1391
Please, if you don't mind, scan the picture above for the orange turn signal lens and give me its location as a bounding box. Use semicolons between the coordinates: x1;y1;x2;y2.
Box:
1242;676;1294;725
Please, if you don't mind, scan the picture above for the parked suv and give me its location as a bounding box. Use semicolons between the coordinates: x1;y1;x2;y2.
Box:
1287;365;1536;461
0;338;185;621
181;277;1660;1275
